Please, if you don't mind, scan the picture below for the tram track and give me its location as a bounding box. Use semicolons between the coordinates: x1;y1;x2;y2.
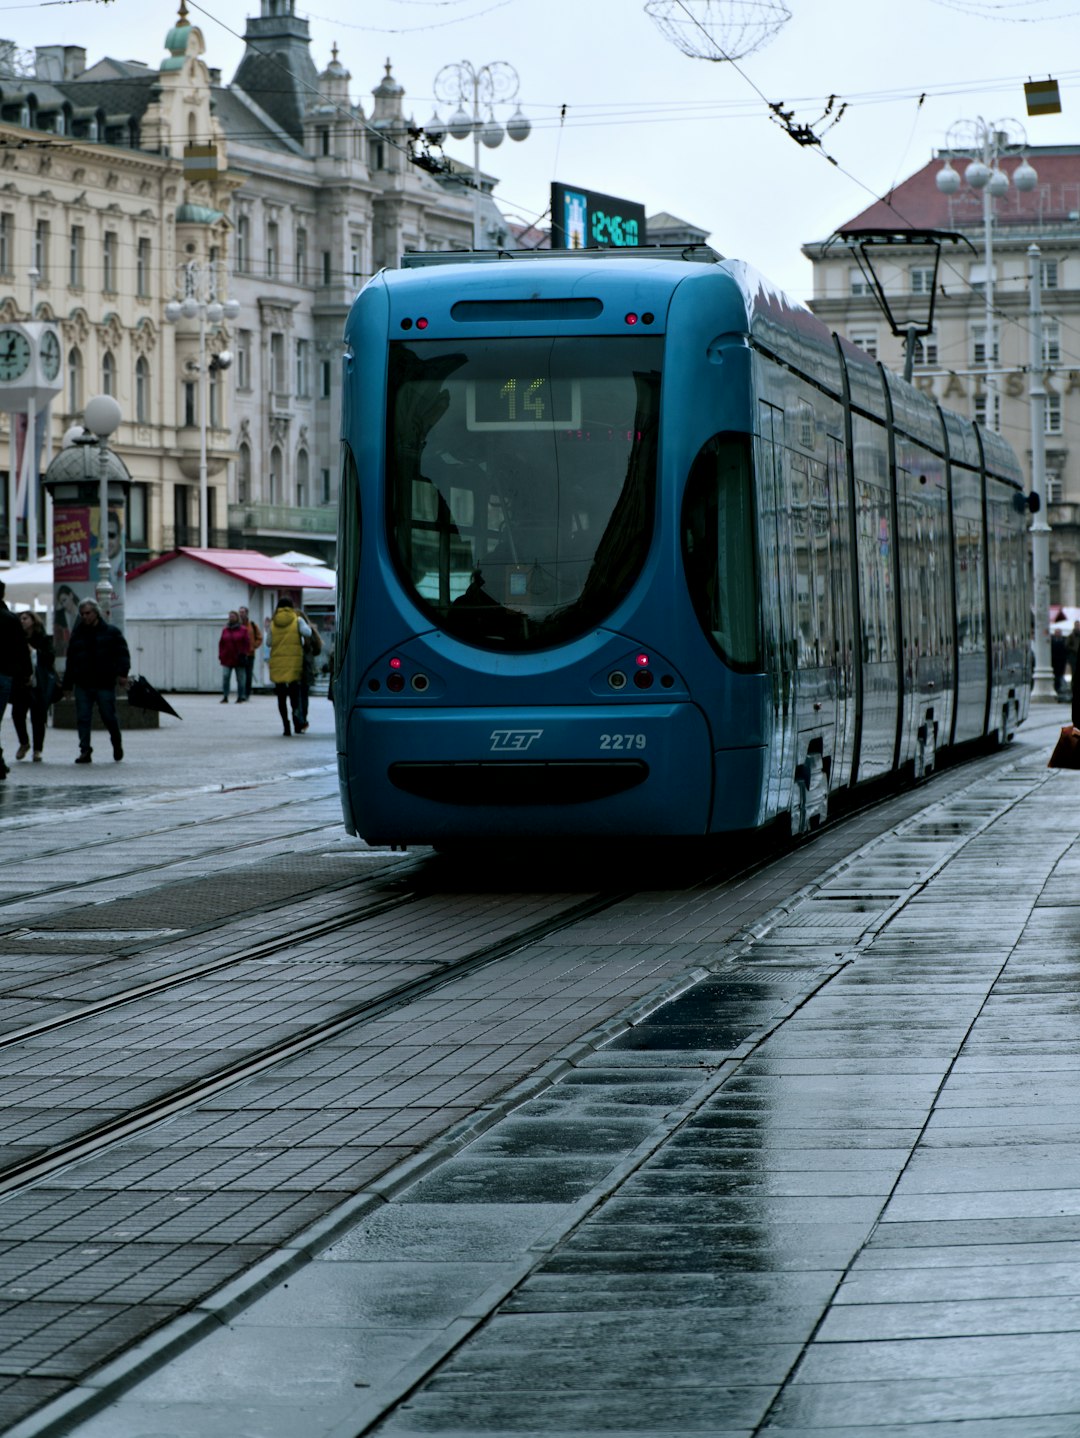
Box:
0;887;630;1200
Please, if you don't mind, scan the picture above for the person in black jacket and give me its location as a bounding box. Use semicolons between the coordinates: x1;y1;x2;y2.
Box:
11;612;56;761
62;598;130;763
0;580;32;779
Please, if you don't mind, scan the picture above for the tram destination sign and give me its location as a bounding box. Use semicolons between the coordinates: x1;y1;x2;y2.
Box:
550;183;647;250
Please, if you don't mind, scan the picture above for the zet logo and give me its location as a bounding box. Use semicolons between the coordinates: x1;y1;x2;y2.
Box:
490;729;543;752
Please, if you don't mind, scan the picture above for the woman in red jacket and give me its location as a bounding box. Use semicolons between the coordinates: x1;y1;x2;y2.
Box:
218;610;250;703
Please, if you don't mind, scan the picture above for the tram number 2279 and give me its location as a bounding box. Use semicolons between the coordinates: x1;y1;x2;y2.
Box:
600;733;646;750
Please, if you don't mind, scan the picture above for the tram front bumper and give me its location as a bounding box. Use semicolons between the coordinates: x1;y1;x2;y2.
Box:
345;702;714;842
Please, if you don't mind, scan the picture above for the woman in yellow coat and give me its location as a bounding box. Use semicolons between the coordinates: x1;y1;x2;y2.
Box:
267;597;312;736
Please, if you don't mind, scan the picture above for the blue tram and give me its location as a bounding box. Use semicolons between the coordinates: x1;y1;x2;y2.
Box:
334;248;1030;843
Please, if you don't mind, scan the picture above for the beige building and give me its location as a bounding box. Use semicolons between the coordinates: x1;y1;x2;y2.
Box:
1;2;479;567
804;144;1080;605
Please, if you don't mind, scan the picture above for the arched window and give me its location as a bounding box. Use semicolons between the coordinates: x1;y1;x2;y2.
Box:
67;346;82;412
296;447;309;507
102;350;116;397
135;355;150;423
269;445;282;505
238;441;251;504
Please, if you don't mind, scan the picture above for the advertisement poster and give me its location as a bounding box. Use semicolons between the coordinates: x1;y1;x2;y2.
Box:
52;504;126;657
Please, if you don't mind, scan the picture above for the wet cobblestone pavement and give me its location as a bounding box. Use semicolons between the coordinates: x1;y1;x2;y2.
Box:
1;697;1077;1435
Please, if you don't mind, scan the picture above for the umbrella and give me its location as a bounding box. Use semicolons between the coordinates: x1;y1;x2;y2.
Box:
126;676;182;720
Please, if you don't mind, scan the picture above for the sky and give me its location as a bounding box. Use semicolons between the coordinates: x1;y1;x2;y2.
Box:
10;0;1080;301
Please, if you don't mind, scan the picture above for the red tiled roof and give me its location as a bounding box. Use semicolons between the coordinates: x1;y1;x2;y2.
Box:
126;547;334;589
839;148;1080;234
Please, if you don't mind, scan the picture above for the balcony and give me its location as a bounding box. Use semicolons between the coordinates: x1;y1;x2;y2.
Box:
228;502;337;539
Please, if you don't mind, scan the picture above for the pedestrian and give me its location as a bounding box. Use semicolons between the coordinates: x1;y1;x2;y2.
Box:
11;612;56;761
295;609;323;733
267;596;312;736
1068;621;1080;728
62;598;131;763
237;605;261;703
0;580;31;780
1052;629;1067;698
218;609;249;703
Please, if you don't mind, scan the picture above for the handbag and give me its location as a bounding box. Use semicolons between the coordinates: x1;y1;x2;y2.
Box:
1048;725;1080;769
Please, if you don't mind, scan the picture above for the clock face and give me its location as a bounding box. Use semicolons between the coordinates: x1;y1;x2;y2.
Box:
40;330;60;381
0;329;31;382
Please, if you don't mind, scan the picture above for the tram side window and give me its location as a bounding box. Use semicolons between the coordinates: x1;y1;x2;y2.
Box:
335;441;361;668
681;432;760;670
851;415;895;665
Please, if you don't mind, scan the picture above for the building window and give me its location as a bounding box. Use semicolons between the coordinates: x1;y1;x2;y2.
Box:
270;332;285;393
974;390;1001;432
1043;321;1061;365
350;244;361;285
266;220;278;279
969;262;995;293
1047;392;1063;435
236;329;251;389
296;447;309;507
1041;258;1059;291
174;483;192;546
321;466;331;504
67;346;82;411
184;379;196;427
322;250;331;285
848;268;870;297
33;219;50;280
971;324;999;365
236;214;250;274
319;127;329;156
850;329;878;359
128;481;148;548
295;339;310;396
269;445;282;505
913;333;938;366
1048;476;1064;503
319;359;331;398
295;227;307;284
136;237;150;297
103;230;118;292
135;355;150;423
0;214;12;276
910;265;935;295
238;442;251;503
209;368;220;427
102;349;115;397
69;225;84;287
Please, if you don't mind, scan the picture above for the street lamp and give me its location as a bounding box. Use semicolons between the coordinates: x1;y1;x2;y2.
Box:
937;122;1051;699
164;260;239;548
430;61;530;248
936;118;1038;394
83;393;121;616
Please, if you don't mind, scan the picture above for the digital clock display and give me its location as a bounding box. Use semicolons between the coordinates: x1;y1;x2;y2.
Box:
551;183;647;250
466;376;581;431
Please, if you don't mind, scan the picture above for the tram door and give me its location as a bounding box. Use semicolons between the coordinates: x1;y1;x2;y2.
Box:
757;401;796;820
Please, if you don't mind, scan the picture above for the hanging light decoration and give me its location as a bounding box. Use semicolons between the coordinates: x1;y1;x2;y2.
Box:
644;0;792;60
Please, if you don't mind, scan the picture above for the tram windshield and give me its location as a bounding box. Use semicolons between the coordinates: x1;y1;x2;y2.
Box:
387;336;662;650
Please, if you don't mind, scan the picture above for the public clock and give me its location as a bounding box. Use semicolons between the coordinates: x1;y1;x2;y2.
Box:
39;329;60;381
0;328;30;381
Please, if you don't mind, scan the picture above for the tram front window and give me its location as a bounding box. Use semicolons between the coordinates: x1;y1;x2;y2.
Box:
387;336;662;649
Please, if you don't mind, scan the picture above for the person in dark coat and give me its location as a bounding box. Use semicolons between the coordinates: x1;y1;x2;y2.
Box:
1052;630;1067;698
11;612;56;761
0;580;32;779
62;598;130;763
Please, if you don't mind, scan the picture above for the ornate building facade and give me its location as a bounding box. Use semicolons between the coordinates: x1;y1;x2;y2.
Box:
803;144;1080;606
1;1;478;567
